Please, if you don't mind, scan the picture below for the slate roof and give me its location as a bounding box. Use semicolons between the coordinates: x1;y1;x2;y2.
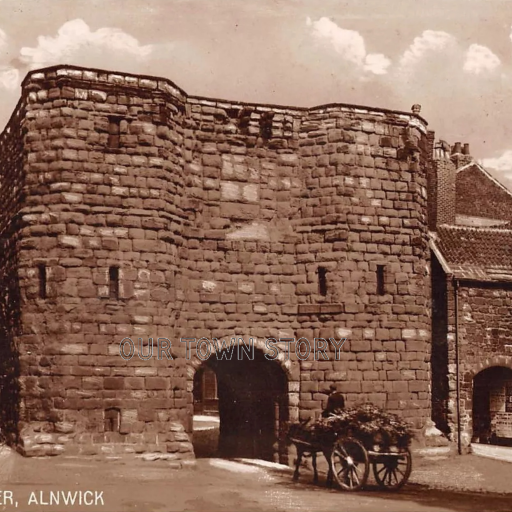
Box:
431;225;512;282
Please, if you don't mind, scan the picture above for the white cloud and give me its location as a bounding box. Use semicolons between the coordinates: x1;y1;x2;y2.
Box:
364;53;391;75
19;19;153;69
481;151;512;175
307;17;390;75
399;30;457;68
308;17;365;65
0;67;19;90
463;44;500;74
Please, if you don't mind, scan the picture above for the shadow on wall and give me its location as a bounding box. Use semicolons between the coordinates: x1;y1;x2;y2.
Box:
430;255;450;435
0;236;22;446
0;103;25;447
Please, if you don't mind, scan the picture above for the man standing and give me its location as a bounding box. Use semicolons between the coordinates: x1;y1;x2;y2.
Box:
322;384;345;418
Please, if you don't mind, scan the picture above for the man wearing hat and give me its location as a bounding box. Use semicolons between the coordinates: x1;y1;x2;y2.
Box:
322;384;345;418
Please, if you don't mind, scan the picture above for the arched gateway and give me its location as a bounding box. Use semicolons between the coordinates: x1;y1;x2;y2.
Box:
472;366;512;445
191;348;289;462
1;65;432;458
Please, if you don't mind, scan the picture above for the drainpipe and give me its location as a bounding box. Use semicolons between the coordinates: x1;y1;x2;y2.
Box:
454;278;462;455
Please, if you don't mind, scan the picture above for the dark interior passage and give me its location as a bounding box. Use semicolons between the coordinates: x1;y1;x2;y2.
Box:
472;366;512;446
193;349;289;462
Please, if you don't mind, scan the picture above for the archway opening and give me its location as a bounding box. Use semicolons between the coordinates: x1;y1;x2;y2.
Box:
192;366;221;458
192;348;289;462
472;366;512;446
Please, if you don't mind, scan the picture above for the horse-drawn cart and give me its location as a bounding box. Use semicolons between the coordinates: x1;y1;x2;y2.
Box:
287;405;413;492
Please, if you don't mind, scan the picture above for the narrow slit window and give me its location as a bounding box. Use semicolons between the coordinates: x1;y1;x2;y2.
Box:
259;112;274;139
377;265;386;295
159;105;169;125
38;264;47;299
108;117;121;149
318;267;328;297
104;408;120;433
109;266;119;299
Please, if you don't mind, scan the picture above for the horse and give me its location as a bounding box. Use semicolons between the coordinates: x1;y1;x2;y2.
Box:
286;419;336;487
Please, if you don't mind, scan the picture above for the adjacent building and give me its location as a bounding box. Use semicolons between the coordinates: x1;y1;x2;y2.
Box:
430;144;512;450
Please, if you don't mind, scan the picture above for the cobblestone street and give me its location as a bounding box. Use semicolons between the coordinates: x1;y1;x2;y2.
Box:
0;446;510;512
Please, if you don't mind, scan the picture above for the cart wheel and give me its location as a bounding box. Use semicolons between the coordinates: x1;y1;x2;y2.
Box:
331;438;369;491
372;448;412;491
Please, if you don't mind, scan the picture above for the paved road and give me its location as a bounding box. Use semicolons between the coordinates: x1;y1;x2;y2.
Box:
0;448;510;512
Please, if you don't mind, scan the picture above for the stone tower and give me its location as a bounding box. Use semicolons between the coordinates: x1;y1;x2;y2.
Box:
0;65;432;459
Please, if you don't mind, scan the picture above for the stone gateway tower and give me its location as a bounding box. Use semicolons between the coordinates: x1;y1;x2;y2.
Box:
0;65;431;459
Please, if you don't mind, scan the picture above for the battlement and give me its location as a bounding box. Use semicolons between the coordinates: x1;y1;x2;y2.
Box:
18;64;428;130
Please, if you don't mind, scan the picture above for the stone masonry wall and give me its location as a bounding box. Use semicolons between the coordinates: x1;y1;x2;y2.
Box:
0;64;432;457
179;98;305;433
293;106;431;425
181;98;432;430
457;283;512;444
16;67;191;456
432;274;512;447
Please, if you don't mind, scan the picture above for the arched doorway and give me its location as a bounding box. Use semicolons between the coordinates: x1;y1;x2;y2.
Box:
192;348;289;462
472;366;512;446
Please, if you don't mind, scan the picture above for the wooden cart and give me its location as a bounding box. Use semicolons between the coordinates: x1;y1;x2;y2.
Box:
330;436;412;491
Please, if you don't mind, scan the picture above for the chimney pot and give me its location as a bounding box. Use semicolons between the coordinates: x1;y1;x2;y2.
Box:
452;142;462;154
411;104;421;114
462;143;470;155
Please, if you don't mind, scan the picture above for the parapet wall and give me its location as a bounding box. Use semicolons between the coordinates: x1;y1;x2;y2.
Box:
0;65;432;458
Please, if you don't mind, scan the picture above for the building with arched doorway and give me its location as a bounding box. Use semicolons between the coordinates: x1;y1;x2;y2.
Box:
430;144;512;451
0;65;433;460
192;348;289;461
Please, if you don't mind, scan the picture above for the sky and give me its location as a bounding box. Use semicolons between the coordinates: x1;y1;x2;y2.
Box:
2;0;512;188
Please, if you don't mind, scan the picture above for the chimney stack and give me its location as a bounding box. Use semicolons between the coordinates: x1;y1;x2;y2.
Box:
427;138;457;230
452;142;462;155
450;141;472;169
